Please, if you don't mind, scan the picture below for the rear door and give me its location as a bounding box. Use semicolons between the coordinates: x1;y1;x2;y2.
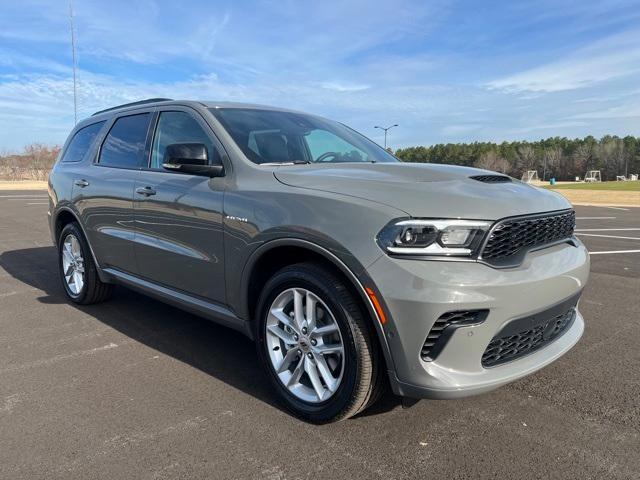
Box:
75;111;152;274
133;107;227;304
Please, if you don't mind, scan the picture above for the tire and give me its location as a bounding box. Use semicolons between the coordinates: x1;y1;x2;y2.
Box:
58;222;113;305
255;262;382;423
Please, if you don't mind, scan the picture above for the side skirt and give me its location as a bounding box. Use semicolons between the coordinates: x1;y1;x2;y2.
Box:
102;267;252;339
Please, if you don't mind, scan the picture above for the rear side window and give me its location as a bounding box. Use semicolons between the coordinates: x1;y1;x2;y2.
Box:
150;111;220;169
61;122;105;163
99;113;151;168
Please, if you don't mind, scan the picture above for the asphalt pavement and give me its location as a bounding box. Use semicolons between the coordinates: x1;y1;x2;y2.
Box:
0;191;638;479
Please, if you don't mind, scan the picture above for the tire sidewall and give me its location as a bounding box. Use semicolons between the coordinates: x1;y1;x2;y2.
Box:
255;267;363;422
58;223;89;303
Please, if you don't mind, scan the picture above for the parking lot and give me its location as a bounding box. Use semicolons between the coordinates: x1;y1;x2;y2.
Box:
0;191;638;480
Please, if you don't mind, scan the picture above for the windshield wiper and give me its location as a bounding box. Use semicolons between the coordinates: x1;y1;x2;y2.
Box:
260;160;310;166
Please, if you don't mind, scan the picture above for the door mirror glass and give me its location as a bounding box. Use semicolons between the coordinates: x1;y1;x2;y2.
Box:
162;143;224;177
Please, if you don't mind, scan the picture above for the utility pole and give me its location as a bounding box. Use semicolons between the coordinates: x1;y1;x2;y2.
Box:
374;124;398;149
69;0;78;124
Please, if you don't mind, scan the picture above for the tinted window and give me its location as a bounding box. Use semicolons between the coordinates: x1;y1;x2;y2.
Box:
150;111;219;169
61;122;105;163
99;113;151;168
306;129;367;163
211;108;398;164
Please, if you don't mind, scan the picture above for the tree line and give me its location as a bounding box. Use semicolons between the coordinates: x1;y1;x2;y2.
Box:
2;136;640;182
0;144;61;180
395;135;640;181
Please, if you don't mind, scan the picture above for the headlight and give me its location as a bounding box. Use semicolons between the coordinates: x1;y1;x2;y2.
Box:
377;219;491;257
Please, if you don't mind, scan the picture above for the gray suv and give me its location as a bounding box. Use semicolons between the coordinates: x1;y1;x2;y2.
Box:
48;98;589;422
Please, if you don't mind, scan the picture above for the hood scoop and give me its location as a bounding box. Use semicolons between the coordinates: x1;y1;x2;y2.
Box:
469;175;512;183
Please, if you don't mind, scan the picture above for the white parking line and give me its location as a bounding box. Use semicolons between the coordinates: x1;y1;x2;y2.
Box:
575;216;616;220
601;206;629;211
26;202;48;205
575;228;640;232
577;233;640;241
589;250;640;255
0;195;47;198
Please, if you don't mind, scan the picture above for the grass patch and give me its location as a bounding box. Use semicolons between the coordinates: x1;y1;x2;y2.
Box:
544;181;640;192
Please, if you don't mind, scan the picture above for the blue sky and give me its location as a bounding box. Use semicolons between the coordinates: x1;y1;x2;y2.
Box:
0;0;639;151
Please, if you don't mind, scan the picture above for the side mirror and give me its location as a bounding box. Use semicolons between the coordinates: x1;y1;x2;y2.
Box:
162;143;224;178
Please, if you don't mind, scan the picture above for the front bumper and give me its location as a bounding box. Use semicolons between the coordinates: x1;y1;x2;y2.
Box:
367;239;590;399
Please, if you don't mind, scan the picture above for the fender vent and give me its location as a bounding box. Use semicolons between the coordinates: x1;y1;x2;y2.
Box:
470;175;512;183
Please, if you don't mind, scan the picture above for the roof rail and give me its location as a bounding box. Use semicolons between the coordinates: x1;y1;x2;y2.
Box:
91;98;173;116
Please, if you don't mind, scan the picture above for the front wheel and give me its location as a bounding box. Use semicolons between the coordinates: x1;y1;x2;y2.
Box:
255;263;382;423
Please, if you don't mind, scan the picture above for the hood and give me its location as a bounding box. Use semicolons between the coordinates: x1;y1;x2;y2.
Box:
274;163;570;219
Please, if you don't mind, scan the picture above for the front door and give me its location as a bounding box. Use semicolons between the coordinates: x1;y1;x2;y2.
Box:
133;108;227;304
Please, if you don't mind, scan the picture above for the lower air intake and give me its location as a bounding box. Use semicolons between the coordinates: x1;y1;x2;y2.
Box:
421;310;488;361
482;294;580;367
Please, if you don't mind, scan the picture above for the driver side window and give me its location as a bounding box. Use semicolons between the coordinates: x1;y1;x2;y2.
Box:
305;129;368;162
150;111;220;169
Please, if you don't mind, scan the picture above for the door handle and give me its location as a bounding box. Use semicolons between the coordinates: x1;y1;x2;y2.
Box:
74;179;89;188
135;186;156;197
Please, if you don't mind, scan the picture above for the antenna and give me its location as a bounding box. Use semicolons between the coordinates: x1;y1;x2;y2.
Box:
69;0;78;124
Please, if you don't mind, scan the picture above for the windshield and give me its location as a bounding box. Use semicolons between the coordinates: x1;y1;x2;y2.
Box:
210;108;399;165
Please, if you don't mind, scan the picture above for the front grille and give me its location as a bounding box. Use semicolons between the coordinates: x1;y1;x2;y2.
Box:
482;298;578;368
470;175;512;183
480;210;575;265
421;310;488;361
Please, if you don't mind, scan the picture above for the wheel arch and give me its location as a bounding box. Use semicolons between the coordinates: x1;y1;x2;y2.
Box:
53;208;79;245
240;238;396;373
53;206;110;283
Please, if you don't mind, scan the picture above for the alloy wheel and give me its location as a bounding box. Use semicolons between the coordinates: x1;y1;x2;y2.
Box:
265;288;345;403
61;234;85;295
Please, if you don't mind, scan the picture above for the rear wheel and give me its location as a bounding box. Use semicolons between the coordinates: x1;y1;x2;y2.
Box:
58;222;113;304
256;262;382;423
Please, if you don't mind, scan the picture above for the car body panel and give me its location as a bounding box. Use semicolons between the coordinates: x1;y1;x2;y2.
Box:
274;162;570;219
73;164;139;273
366;238;589;398
133;171;227;303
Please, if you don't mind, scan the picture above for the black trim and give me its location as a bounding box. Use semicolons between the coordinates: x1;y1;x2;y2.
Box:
469;175;512;183
482;291;581;367
478;209;576;268
421;310;489;361
144;107;229;172
92;98;172;116
95;111;154;170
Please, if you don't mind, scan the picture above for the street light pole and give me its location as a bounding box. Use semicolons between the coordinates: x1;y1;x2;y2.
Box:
374;124;398;149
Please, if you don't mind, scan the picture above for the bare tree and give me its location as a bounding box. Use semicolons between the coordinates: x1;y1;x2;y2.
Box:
572;143;594;178
0;144;60;180
597;138;625;180
543;147;562;180
515;145;537;176
475;151;509;173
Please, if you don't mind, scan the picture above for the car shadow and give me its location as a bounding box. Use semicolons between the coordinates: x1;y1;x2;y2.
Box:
0;246;401;419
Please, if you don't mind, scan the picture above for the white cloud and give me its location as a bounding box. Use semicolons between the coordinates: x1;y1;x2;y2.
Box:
1;0;639;151
319;82;370;92
488;30;640;92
